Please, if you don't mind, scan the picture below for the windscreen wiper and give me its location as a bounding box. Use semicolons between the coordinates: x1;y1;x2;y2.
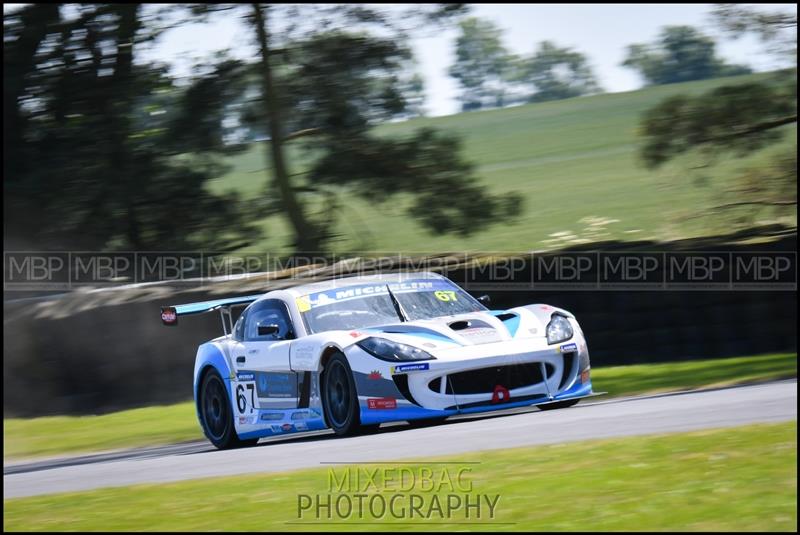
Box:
386;284;408;322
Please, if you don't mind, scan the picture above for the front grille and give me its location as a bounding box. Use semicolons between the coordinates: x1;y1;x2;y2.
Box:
445;362;554;395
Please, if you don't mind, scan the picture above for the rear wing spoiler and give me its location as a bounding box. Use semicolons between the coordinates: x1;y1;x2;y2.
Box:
160;294;263;334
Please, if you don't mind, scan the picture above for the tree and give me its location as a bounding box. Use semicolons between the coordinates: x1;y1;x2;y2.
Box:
639;82;796;169
636;7;797;220
448;17;516;111
398;72;427;119
5;4;523;254
622;25;751;86
515;41;601;103
3;3;60;185
235;4;522;252
3;4;258;251
250;4;319;251
712;3;797;63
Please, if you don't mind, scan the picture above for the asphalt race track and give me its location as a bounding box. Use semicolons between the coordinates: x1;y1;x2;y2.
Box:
4;380;797;499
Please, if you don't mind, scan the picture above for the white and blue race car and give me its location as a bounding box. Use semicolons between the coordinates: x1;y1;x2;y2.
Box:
161;272;594;449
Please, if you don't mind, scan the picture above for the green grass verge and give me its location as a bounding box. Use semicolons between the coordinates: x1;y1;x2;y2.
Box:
3;402;199;461
3;352;796;461
590;351;797;399
4;422;796;531
208;73;797;253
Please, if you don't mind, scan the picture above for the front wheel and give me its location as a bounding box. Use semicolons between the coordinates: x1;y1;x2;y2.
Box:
199;369;258;449
537;398;580;411
321;353;362;436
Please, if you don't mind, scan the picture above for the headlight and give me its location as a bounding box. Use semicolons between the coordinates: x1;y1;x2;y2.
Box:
357;337;436;362
546;314;573;345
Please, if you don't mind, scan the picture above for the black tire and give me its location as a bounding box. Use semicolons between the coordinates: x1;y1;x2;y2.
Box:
199;369;258;449
321;352;362;436
537;398;580;411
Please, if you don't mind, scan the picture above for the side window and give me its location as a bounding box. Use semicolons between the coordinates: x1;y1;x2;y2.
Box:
232;307;248;341
244;300;295;341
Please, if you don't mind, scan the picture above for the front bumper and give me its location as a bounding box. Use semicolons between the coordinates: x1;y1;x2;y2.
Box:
407;341;585;410
351;334;592;423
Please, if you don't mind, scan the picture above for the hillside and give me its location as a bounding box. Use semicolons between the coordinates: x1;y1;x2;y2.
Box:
207;73;797;253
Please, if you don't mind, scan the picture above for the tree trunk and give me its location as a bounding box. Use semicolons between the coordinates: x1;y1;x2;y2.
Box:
110;3;143;249
252;4;320;253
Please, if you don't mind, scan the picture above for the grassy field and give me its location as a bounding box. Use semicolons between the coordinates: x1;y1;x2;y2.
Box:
3;353;795;461
589;352;797;399
4;422;796;531
3;401;200;461
209;73;797;253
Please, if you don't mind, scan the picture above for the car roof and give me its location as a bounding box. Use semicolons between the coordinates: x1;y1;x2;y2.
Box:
280;270;447;297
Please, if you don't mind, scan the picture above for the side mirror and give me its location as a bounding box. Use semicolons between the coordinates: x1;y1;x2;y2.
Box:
477;294;491;306
257;324;280;337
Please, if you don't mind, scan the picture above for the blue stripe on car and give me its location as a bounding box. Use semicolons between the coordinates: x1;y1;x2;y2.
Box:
491;310;521;337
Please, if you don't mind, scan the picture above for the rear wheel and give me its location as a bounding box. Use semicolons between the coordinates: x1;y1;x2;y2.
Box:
321;353;362;436
199;369;258;449
537;399;580;411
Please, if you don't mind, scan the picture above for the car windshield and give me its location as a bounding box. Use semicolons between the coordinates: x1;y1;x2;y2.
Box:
297;278;486;333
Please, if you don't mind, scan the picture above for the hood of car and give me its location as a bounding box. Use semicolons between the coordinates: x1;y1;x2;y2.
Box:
358;308;545;349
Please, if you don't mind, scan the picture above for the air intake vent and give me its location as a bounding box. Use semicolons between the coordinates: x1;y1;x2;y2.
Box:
448;320;471;330
392;374;421;406
428;377;441;393
445;363;554;395
559;352;576;390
